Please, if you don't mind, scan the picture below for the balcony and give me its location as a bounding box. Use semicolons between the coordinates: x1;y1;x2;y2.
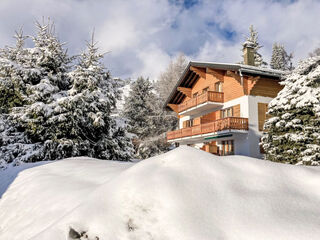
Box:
167;117;249;142
178;91;224;116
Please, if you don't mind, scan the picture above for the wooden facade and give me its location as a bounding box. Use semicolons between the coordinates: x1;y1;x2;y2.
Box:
169;66;283;115
165;62;284;156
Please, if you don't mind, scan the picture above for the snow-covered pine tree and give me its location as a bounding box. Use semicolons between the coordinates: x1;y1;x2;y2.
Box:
270;43;293;71
123;77;157;139
262;56;320;165
0;29;29;114
6;21;73;163
242;25;267;67
122;77;177;159
1;20;134;165
0;29;44;165
44;34;133;160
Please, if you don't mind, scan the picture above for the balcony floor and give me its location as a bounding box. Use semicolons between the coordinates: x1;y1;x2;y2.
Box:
179;102;223;116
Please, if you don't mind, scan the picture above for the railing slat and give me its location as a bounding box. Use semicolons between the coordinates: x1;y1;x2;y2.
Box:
177;91;224;113
167;117;249;140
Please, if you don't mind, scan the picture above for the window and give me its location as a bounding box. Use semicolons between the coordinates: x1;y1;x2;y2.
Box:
215;82;223;92
258;103;269;131
182;120;192;128
221;140;234;156
193;92;198;98
202;87;209;94
221;107;233;118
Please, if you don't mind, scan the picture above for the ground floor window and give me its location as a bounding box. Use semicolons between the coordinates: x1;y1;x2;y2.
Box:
221;140;234;156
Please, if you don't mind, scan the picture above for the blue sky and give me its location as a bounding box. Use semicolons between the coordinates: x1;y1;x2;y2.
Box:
0;0;319;79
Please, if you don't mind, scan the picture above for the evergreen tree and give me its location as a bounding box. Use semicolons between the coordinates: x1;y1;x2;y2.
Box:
123;77;156;139
242;25;267;67
262;56;320;165
0;29;44;165
7;21;72;162
0;29;29;114
43;35;133;160
270;43;293;70
1;21;134;165
122;77;177;159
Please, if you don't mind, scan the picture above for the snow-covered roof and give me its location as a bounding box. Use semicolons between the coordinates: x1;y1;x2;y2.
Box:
164;61;287;107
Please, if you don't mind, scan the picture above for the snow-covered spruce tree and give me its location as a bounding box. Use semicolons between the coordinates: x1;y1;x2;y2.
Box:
0;29;45;165
262;57;320;165
270;43;293;71
43;35;134;160
0;29;30;114
123;77;157;139
122;77;176;159
5;21;73;163
242;25;267;67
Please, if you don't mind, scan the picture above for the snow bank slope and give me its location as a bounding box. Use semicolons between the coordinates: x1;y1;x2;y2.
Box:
1;146;320;240
0;157;132;240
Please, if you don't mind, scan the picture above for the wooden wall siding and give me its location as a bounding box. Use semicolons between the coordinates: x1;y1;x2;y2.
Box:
248;77;283;98
202;111;216;121
207;68;225;82
191;75;211;96
193;117;213;126
188;69;245;102
223;75;245;102
175;67;282;113
193;117;201;126
216;110;221;120
233;104;241;117
258;103;269;131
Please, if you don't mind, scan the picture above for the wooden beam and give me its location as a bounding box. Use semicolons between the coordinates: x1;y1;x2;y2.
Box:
177;87;192;98
184;72;195;87
245;76;260;95
226;70;242;84
167;104;179;113
190;66;206;79
248;76;260;82
206;68;224;81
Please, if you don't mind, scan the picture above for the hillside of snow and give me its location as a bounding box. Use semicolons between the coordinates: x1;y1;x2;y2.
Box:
1;146;320;240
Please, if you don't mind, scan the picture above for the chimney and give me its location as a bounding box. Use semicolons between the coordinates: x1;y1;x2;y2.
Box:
243;41;255;66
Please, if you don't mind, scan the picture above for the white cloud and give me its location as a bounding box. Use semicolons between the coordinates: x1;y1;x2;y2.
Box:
0;0;319;79
135;43;171;80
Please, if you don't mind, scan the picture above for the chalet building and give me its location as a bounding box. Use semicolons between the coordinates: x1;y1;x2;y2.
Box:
165;45;285;158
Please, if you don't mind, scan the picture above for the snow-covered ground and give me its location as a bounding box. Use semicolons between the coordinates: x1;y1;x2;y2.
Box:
1;146;320;240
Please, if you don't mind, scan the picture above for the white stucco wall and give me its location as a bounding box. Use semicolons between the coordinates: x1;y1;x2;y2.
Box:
179;115;190;129
177;95;273;159
247;95;273;158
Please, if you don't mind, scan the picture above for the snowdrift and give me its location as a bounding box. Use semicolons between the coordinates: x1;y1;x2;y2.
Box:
1;146;320;240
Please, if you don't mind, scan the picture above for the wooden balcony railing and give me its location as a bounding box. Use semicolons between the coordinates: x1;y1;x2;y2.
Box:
178;91;224;113
166;117;248;140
